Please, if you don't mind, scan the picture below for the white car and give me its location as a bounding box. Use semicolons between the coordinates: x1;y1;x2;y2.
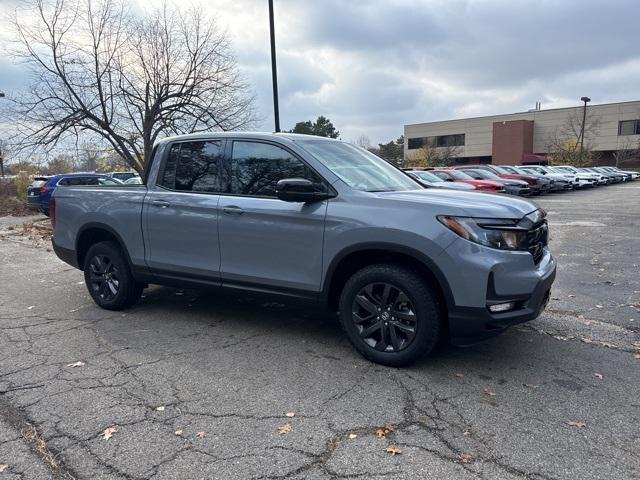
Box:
549;166;603;186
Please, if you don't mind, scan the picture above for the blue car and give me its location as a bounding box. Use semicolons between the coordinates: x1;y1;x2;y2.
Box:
27;173;122;216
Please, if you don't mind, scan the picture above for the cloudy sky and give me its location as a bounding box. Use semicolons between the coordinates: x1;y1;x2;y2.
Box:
1;0;640;144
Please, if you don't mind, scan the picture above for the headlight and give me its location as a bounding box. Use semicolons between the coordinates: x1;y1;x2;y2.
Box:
437;216;529;250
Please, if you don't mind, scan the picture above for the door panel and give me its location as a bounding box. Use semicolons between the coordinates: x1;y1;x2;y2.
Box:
218;140;329;292
219;196;327;291
143;140;224;280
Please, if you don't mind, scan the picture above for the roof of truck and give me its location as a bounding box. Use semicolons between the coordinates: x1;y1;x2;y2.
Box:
155;132;341;146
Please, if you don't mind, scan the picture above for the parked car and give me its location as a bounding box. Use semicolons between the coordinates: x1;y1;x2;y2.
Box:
518;165;580;190
51;133;556;366
607;166;639;180
106;171;139;182
452;164;543;195
460;168;531;196
584;167;618;183
430;169;506;193
592;167;626;183
124;176;143;185
551;166;605;185
406;170;475;191
26;177;52;213
27;173;122;216
600;166;634;181
499;166;553;193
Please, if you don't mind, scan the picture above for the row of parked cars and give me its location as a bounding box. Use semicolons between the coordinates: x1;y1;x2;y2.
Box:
26;171;141;216
405;164;638;196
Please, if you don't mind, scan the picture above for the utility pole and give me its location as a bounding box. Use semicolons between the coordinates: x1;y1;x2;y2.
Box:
578;96;590;166
0;92;5;178
268;0;280;132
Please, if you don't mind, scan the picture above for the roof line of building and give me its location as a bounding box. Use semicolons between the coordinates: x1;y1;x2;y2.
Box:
404;99;640;128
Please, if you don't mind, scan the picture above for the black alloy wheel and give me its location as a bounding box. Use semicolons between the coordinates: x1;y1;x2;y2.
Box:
352;283;417;352
88;254;120;302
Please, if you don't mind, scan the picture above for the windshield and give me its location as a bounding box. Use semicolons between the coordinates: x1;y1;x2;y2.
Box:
466;169;500;180
492;166;511;174
299;140;421;192
499;166;518;174
524;167;544;174
413;171;443;183
447;170;474;180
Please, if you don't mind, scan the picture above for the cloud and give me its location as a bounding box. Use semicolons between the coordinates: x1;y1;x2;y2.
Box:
1;0;639;145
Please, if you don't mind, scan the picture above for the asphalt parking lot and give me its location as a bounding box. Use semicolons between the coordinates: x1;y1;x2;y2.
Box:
1;183;639;480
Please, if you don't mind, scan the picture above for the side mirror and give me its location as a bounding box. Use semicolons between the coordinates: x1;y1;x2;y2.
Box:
276;178;334;203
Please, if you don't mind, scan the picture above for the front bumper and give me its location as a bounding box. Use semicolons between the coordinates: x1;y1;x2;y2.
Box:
434;234;557;346
504;185;531;196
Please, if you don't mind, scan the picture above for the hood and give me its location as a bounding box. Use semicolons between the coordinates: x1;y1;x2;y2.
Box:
375;189;538;219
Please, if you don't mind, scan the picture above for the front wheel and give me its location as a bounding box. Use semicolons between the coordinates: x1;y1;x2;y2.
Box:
338;264;441;367
83;241;143;310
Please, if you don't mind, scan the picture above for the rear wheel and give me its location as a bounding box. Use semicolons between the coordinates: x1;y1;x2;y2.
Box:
338;264;441;367
83;241;143;310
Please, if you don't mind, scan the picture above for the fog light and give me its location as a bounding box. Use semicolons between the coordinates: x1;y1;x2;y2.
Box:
488;302;516;313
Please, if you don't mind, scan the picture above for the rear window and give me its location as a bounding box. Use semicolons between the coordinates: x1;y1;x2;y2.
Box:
30;180;46;188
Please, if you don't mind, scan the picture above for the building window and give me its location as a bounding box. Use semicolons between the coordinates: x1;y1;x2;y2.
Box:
436;134;465;147
619;120;640;136
408;134;464;149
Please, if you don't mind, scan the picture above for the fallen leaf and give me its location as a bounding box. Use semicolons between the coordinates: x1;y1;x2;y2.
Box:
278;424;291;435
523;383;539;389
174;430;183;436
459;453;475;463
454;373;464;378
483;388;496;397
385;446;402;456
0;464;7;473
567;294;576;298
384;424;395;433
285;412;295;418
348;433;358;439
463;431;471;436
566;421;586;428
375;428;386;438
196;431;206;439
66;361;85;368
581;338;594;344
101;427;117;440
594;373;603;379
156;406;165;412
596;304;604;309
27;306;35;310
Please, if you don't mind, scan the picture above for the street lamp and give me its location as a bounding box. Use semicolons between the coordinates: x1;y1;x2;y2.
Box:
0;92;5;178
578;96;591;167
268;0;280;133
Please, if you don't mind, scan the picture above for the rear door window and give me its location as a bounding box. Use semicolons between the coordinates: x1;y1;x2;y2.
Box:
160;141;223;193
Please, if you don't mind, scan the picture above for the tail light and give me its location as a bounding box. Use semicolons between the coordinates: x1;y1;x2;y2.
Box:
50;197;56;228
39;186;50;194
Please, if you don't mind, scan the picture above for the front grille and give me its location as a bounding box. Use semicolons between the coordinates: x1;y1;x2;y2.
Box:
525;221;548;264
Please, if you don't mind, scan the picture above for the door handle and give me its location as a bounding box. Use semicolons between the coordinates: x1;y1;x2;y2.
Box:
222;205;244;215
151;200;170;208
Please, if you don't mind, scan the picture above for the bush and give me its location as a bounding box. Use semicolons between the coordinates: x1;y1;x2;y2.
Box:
14;173;33;200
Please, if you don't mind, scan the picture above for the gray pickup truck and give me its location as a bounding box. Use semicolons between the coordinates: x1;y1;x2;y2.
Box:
52;133;556;366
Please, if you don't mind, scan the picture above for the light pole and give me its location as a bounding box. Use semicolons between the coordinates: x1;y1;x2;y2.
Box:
578;96;590;166
268;0;280;132
0;92;5;178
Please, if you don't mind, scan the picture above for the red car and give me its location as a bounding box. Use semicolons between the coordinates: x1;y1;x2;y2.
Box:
431;169;505;193
451;164;541;194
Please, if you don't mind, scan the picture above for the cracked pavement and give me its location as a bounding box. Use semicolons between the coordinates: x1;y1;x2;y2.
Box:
1;183;639;479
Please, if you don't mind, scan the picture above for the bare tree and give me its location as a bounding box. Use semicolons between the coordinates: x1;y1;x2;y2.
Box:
613;136;640;168
406;142;460;168
355;135;372;150
9;0;256;172
545;109;601;166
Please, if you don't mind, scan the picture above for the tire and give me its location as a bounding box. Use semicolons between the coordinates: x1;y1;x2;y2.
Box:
338;264;441;367
83;241;143;310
